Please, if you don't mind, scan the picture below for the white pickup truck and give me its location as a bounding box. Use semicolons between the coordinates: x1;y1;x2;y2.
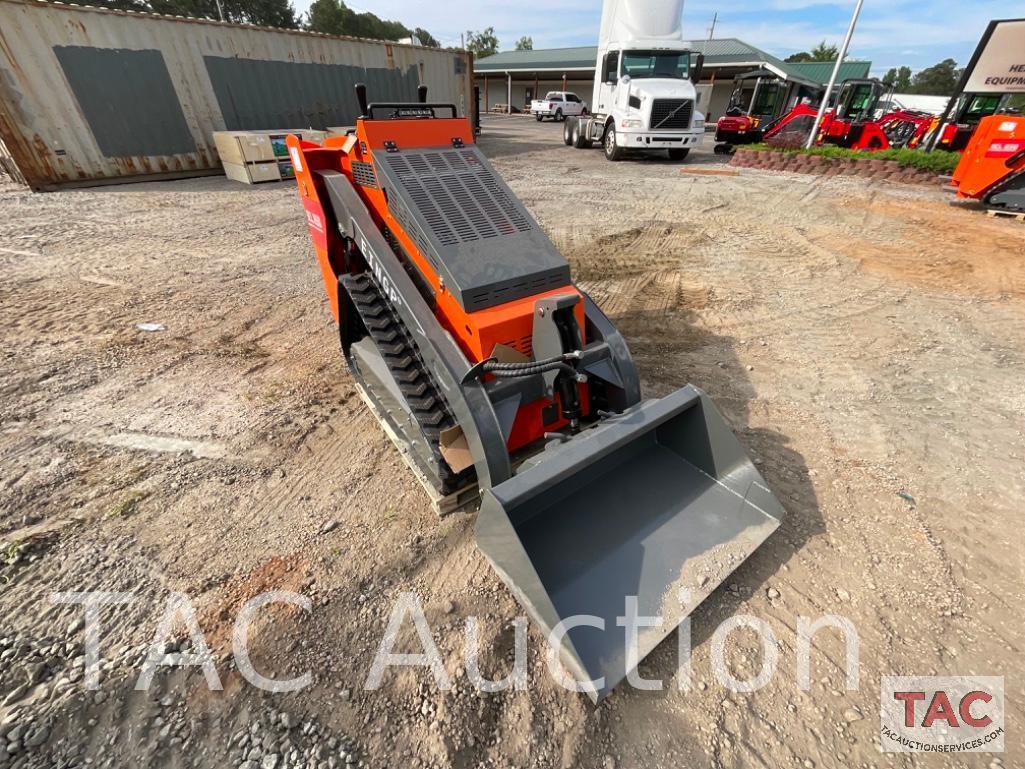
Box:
530;91;589;122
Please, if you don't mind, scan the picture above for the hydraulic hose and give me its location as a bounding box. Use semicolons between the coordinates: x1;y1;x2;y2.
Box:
480;356;577;379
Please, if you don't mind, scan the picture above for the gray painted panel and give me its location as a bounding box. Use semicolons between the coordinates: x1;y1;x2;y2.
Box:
53;46;195;158
375;145;571;312
205;57;420;130
476;386;784;702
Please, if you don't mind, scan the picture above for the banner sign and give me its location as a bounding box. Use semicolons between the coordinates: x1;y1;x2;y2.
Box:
963;19;1025;93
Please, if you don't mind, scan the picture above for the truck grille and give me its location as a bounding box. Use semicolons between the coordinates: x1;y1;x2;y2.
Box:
650;99;693;130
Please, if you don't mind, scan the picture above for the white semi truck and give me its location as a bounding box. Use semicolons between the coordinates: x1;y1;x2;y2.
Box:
564;0;705;161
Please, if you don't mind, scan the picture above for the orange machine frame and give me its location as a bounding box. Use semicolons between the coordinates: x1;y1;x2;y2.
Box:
952;115;1025;200
287;115;588;451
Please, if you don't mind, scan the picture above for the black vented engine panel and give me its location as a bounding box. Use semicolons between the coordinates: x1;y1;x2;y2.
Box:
650;99;694;131
351;161;378;188
375;146;570;312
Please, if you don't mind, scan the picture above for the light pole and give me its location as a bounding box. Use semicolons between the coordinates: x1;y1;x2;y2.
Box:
805;0;865;149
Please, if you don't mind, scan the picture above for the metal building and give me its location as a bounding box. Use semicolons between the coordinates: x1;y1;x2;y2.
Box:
0;0;473;190
475;40;872;124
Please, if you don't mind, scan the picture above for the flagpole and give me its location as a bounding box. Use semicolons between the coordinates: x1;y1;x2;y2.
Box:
805;0;865;149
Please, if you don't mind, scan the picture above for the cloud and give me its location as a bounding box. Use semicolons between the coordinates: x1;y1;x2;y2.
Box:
291;0;1000;71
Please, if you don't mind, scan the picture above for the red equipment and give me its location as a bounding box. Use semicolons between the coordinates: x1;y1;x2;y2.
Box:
713;70;787;153
764;79;935;151
931;94;1009;152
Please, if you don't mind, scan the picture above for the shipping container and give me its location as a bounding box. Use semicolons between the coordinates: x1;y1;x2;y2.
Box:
0;0;473;190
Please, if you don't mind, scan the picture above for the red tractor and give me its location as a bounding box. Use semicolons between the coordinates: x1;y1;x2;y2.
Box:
764;78;935;151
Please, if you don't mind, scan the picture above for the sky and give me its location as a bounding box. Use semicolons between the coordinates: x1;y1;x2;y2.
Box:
289;0;1015;75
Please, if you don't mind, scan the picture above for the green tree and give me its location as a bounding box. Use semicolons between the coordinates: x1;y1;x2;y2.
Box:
882;66;913;91
63;0;148;9
515;35;533;51
810;41;839;61
412;27;440;47
71;0;297;25
305;0;431;41
786;41;840;63
465;27;499;58
306;0;349;35
908;58;961;96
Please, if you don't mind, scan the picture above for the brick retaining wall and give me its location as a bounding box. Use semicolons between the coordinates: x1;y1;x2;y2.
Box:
729;148;941;186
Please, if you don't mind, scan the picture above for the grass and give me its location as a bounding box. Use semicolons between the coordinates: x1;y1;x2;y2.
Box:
107;490;149;519
0;542;22;587
2;542;20;567
746;143;961;175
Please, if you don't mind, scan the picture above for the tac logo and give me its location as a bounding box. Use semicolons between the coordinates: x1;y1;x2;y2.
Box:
880;676;1004;753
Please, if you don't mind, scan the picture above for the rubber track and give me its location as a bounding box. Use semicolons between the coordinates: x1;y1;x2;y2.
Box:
985;166;1025;212
341;272;476;495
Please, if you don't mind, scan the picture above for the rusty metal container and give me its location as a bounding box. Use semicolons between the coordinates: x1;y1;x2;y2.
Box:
0;0;473;190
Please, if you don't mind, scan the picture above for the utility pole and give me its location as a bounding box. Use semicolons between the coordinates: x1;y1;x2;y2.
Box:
214;0;224;21
707;12;717;40
805;0;864;149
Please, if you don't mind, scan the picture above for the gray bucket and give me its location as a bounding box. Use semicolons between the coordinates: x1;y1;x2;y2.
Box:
475;385;784;702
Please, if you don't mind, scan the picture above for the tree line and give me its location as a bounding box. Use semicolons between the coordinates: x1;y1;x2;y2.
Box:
880;60;960;96
63;0;440;46
785;40;964;96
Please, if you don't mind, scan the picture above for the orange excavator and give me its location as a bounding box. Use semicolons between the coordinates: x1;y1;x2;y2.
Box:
286;84;784;701
950;114;1025;213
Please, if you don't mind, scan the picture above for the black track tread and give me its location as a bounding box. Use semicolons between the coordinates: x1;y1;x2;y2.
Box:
985;167;1025;211
341;272;476;495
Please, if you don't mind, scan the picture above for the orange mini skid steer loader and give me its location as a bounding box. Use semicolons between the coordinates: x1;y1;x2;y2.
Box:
287;84;784;701
951;114;1025;213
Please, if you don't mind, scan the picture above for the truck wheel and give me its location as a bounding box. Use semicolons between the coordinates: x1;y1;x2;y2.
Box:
581;107;589;116
535;114;543;122
555;108;564;122
603;124;624;161
572;119;593;149
668;148;690;161
563;118;575;146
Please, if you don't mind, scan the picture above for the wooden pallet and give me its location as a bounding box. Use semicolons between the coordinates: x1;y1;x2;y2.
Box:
986;208;1025;221
354;384;481;516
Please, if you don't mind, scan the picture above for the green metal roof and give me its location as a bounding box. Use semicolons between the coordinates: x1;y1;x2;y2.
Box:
688;38;770;62
475;38;872;89
474;46;597;72
788;60;873;84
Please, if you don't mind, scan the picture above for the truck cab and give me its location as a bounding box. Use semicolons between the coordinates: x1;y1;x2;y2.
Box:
588;44;704;160
563;0;706;161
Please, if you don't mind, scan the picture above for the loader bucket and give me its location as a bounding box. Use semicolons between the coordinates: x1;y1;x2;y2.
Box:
475;385;784;702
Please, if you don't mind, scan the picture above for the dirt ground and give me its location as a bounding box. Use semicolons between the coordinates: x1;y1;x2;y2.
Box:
1;114;1023;769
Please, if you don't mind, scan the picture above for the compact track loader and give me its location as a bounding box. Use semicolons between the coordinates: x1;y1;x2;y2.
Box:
287;84;784;701
950;114;1025;213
